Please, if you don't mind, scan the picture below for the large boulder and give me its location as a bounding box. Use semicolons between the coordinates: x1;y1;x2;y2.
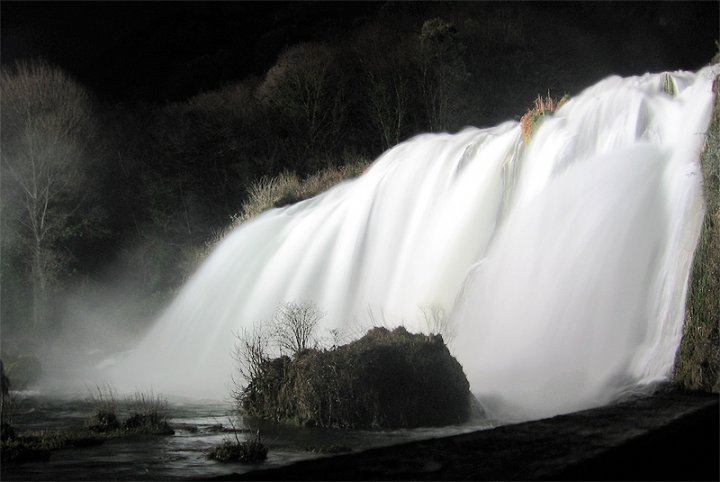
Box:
240;327;472;429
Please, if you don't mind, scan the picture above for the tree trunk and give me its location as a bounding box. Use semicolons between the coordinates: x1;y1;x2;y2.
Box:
30;238;47;333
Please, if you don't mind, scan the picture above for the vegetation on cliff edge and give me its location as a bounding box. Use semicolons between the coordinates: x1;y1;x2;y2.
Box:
674;73;720;392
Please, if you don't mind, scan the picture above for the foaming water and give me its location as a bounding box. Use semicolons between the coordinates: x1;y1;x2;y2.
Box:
107;66;717;422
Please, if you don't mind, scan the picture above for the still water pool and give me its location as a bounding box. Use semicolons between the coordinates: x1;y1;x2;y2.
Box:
2;392;493;480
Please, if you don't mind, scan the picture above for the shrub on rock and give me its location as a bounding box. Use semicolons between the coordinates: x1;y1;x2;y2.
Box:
239;326;471;429
123;413;174;435
207;438;268;463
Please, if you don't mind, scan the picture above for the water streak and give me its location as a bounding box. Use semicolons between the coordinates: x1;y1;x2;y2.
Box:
109;66;718;422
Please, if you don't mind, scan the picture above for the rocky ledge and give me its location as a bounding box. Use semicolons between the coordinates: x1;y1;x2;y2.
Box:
212;388;718;481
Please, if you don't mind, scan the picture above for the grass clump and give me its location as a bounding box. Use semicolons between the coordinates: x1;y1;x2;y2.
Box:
87;410;121;433
86;385;121;433
662;73;677;97
234;160;369;225
85;386;174;435
674;74;720;392
207;431;268;463
192;159;369;265
123;391;174;435
520;93;568;143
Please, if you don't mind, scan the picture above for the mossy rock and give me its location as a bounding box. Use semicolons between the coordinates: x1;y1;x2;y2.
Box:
241;327;472;429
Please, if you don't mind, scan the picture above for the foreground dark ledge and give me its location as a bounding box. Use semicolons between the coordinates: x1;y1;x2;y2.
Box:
211;389;718;481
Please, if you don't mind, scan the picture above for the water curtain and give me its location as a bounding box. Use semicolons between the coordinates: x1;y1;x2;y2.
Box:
112;66;718;422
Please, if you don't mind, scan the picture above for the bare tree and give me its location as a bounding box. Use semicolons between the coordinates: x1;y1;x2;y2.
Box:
256;43;346;169
420;303;455;344
232;323;271;385
1;60;100;332
353;23;417;150
271;300;324;356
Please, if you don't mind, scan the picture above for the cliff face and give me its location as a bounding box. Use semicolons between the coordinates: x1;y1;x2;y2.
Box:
674;73;720;392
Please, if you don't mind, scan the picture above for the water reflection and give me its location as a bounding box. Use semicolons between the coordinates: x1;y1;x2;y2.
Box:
3;393;493;480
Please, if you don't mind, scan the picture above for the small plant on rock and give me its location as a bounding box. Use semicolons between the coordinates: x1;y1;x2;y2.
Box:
86;385;121;433
87;410;121;433
520;93;568;143
207;429;268;463
86;386;173;435
124;390;174;435
662;73;677;96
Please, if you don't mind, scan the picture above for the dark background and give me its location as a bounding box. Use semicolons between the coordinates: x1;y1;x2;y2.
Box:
3;1;717;103
2;2;385;101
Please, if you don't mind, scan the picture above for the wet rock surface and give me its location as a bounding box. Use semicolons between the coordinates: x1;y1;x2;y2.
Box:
214;388;718;480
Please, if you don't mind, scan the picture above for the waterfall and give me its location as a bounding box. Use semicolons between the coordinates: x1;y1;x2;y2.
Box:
109;65;718;422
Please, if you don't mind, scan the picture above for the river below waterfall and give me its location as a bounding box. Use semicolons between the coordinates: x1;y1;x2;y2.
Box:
1;392;493;481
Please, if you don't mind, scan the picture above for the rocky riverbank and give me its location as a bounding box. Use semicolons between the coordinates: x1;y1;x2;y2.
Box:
212;388;718;480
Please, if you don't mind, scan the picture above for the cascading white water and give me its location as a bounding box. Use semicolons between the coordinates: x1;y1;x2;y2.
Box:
109;65;718;422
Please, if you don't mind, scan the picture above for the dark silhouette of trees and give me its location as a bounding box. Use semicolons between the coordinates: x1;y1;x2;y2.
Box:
1;60;106;333
353;20;417;151
257;42;348;172
418;17;467;132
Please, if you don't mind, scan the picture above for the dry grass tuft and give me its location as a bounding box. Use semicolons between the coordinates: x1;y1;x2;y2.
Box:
674;75;720;392
520;93;568;144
